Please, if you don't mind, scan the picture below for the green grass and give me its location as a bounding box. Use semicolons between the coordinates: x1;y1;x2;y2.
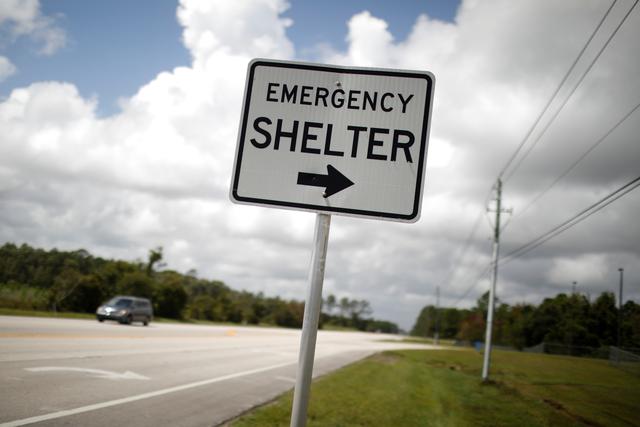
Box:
0;307;95;319
231;349;640;427
0;308;181;323
320;324;359;332
385;336;457;346
0;284;49;311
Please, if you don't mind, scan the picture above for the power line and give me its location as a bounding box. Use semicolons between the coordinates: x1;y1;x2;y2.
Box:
505;100;640;228
452;263;491;307
495;0;629;232
501;175;640;264
502;0;639;182
448;0;638;310
497;0;619;179
502;176;640;263
441;209;485;290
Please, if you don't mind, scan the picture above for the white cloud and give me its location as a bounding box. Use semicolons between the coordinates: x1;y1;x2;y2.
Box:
177;0;293;62
426;137;455;169
0;0;39;32
0;0;66;55
548;254;608;289
0;0;639;330
0;56;16;81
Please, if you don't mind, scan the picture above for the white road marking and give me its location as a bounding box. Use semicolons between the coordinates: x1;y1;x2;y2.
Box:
251;348;297;357
25;367;150;380
2;361;295;427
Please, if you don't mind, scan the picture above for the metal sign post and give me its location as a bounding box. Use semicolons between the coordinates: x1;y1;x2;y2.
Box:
290;213;331;427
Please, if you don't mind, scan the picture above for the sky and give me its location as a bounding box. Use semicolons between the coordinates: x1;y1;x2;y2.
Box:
1;0;639;331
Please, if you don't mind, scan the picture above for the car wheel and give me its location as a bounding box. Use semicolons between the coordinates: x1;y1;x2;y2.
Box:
143;317;149;326
97;317;104;322
127;315;133;325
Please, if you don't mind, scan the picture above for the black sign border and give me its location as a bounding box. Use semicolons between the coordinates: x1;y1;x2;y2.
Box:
230;59;434;222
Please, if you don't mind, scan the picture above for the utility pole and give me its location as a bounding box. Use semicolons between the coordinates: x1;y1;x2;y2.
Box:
434;286;440;345
617;268;624;349
482;178;505;382
569;280;577;355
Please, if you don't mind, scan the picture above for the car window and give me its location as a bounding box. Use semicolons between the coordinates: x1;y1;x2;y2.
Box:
108;298;133;308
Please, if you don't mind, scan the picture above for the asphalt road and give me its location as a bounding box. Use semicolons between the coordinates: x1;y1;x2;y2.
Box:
0;315;436;427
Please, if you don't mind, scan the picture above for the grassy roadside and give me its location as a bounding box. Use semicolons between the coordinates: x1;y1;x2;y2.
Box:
0;307;95;320
231;349;639;427
388;336;457;346
0;308;365;330
0;308;298;328
0;308;204;324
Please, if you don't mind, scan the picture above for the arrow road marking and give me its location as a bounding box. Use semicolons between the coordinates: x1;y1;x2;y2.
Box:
25;367;150;380
3;361;295;427
297;164;354;198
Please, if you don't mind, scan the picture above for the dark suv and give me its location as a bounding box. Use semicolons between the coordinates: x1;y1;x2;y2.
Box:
96;296;153;326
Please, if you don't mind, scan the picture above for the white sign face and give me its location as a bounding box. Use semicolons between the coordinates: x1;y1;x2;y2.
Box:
230;59;435;222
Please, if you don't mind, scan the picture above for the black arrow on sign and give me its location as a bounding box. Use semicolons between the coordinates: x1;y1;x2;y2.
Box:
297;165;355;198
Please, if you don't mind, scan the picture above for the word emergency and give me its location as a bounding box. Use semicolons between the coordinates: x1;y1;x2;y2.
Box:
265;82;415;113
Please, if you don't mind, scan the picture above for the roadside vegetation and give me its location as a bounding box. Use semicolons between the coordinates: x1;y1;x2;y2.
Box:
0;242;398;331
412;291;640;350
0;307;95;320
231;349;639;427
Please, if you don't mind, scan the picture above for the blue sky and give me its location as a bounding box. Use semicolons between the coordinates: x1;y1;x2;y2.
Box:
1;0;459;116
2;0;189;115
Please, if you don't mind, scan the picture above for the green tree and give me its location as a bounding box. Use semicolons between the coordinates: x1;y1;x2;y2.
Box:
621;301;640;347
324;294;336;315
0;242;401;331
411;305;436;337
502;303;535;349
457;312;485;342
63;274;106;313
146;246;164;276
339;297;351;318
188;295;225;321
117;271;154;299
440;308;467;339
154;272;188;319
49;263;82;312
591;292;617;346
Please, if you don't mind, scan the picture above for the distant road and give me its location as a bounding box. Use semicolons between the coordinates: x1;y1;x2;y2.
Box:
0;316;436;426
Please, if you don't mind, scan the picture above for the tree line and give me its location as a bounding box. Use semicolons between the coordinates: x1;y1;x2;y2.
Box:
0;243;398;332
412;291;640;350
321;294;399;333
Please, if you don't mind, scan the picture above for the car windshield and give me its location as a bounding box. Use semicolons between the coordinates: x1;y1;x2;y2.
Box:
106;298;133;308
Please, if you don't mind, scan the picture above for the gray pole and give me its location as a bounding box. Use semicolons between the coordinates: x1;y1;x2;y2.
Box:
434;286;440;345
290;213;331;427
617;268;624;349
572;281;577;294
482;178;502;382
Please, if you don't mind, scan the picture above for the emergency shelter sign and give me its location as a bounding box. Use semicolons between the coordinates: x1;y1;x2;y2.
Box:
230;59;435;222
